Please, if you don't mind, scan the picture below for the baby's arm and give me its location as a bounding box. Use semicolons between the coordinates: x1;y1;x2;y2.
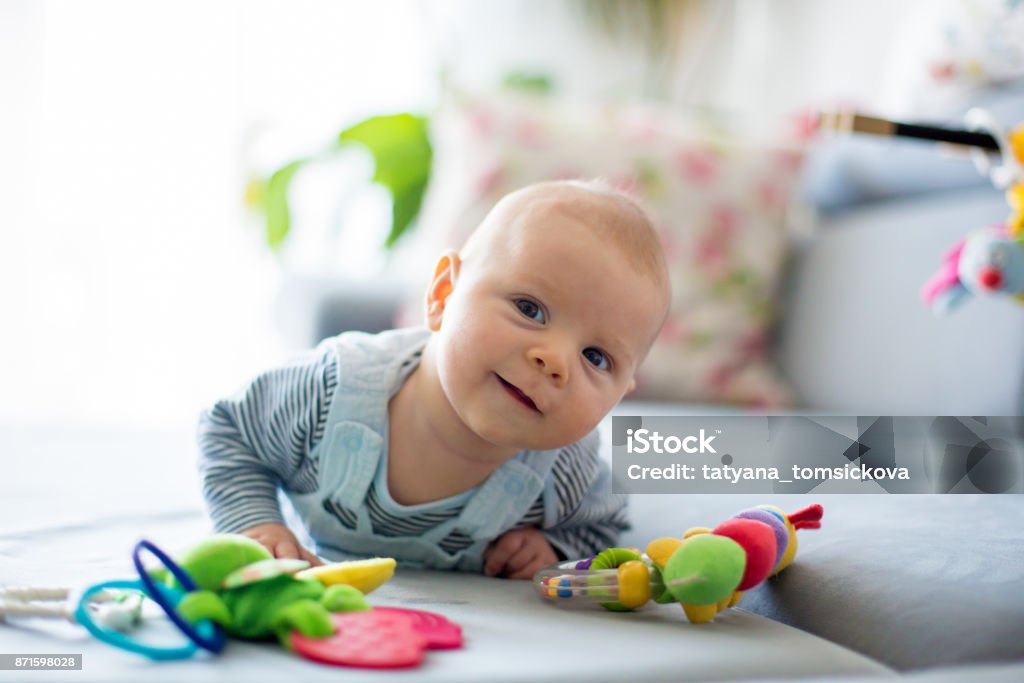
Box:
197;347;335;561
541;435;630;562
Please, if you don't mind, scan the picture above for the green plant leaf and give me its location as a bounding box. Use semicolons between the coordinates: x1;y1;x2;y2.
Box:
338;113;432;248
263;159;308;250
502;71;553;94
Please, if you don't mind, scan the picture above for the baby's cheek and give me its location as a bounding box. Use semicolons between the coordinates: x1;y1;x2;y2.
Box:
563;411;605;445
586;391;619;425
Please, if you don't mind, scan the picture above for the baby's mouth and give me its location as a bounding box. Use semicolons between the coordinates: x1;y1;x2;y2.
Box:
496;374;541;414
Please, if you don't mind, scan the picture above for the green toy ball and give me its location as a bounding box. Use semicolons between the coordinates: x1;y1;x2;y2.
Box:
171;535;272;591
663;534;745;605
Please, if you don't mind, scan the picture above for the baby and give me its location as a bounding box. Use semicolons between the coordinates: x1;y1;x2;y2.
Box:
198;180;670;579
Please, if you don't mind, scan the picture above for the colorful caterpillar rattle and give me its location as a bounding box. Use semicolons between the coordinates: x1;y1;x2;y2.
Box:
534;503;823;623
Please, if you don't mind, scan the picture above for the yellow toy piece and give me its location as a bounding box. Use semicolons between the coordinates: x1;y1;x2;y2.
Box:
758;504;798;575
616;560;651;610
1007;182;1024;236
296;557;396;595
682;602;718;624
645;537;682;567
1004;125;1024;236
1008;124;1024;169
682;526;712;539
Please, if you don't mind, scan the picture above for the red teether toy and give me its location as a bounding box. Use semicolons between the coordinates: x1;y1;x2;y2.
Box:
291;611;426;668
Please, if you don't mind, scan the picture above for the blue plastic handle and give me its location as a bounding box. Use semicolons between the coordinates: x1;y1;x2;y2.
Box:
74;538;225;660
133;539;226;654
74;579;201;661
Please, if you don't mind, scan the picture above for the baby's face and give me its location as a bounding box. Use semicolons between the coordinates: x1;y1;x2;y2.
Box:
430;201;668;453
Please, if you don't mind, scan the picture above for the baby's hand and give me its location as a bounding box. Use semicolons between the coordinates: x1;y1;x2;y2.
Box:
241;523;323;566
483;527;558;580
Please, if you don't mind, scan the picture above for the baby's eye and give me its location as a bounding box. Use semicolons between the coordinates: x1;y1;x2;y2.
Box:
583;347;610;370
515;299;545;323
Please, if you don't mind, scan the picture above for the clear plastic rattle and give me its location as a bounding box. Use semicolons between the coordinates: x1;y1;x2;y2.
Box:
534;504;823;623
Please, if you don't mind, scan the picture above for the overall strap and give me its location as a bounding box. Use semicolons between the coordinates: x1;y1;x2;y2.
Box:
454;449;560;539
315;328;430;507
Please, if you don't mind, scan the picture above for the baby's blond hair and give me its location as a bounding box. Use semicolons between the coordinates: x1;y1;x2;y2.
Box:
461;179;669;292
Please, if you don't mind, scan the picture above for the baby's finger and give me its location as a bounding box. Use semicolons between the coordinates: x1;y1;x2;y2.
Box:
504;546;539;576
484;534;524;577
299;547;323;566
506;559;544;581
273;539;300;560
247;536;276;556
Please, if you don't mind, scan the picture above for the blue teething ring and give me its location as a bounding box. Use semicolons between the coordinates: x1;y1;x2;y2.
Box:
133;539;226;654
74;579;201;661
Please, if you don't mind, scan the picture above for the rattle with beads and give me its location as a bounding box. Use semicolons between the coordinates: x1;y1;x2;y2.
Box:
534;503;823;623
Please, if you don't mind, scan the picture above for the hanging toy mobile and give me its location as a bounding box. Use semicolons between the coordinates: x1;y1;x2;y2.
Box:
922;111;1024;313
819;109;1024;314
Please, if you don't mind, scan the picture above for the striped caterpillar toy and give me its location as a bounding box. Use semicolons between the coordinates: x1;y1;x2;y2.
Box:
534;503;823;623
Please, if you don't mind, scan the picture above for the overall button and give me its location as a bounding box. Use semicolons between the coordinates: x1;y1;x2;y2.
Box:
343;433;363;452
504;477;524;495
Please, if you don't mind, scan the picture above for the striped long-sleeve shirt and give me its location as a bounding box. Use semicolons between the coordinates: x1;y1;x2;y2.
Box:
197;335;629;561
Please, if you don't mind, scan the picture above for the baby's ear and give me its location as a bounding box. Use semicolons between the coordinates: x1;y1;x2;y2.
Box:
425;250;461;331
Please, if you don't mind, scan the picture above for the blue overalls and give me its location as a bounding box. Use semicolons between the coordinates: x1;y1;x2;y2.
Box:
288;328;560;572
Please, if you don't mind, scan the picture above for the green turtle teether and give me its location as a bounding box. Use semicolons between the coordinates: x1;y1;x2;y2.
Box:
157;535;371;646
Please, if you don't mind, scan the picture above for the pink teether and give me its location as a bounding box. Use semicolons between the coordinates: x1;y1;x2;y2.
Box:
291;611;427;668
374;607;463;649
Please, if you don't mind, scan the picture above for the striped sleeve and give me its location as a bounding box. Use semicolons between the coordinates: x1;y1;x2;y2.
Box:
196;344;337;533
540;430;630;560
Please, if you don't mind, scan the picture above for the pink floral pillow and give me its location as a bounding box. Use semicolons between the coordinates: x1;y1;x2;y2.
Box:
404;92;808;407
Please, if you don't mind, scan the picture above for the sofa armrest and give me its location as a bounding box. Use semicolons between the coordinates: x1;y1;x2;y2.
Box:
779;185;1024;414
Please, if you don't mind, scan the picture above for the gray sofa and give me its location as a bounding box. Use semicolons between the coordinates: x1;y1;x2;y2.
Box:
2;141;1022;682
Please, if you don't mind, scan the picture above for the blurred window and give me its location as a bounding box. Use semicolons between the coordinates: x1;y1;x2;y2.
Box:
0;0;434;427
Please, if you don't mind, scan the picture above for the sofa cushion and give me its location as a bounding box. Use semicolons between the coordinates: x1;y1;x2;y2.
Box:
622;492;1024;671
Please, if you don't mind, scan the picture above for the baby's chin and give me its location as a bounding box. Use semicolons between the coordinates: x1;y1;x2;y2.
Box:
509;428;599;453
469;426;584;455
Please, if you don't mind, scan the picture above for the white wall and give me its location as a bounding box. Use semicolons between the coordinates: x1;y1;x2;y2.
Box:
427;0;934;125
0;0;435;428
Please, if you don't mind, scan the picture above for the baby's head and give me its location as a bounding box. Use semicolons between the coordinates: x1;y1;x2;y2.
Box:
423;180;670;452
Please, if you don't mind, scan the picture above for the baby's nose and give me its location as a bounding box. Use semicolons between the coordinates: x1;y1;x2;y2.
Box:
528;347;568;386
